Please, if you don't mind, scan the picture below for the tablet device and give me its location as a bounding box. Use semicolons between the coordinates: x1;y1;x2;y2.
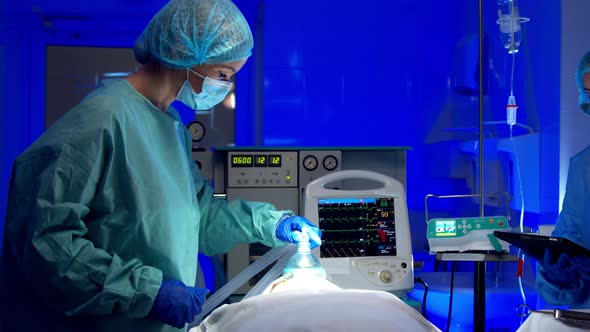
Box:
493;231;590;262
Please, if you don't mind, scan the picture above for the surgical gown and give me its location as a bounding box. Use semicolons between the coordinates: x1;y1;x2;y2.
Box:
536;145;590;308
0;78;286;332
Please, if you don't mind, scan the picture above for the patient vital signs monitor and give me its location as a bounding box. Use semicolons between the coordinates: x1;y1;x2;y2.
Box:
304;170;414;297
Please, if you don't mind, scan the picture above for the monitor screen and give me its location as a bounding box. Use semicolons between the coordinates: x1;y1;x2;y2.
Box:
317;197;396;258
435;220;456;237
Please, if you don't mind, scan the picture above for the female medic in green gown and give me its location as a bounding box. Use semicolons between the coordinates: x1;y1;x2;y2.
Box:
0;0;321;331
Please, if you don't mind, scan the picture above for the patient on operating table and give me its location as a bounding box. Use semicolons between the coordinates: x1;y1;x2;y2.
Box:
191;232;440;331
192;265;441;332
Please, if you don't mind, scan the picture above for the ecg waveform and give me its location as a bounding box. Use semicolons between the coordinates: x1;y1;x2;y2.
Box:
318;198;397;257
319;205;377;212
319;215;379;225
323;235;380;245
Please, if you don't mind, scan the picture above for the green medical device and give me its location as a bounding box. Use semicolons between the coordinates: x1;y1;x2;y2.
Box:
427;216;510;253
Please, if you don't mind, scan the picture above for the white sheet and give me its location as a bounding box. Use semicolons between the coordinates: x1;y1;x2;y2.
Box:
516;310;590;332
190;286;441;332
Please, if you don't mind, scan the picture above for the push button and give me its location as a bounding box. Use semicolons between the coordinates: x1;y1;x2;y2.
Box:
380;270;393;283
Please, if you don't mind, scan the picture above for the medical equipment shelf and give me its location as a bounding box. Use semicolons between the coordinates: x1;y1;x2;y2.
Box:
435;252;518;331
425;192;516;332
435;252;517;262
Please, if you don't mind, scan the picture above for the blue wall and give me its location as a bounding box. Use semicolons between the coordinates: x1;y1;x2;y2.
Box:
260;1;475;147
0;2;31;248
259;1;482;253
0;1;561;257
257;0;561;252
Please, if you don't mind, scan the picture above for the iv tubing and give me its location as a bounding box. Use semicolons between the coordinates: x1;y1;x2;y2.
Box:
511;52;516;96
509;109;528;323
189;244;297;327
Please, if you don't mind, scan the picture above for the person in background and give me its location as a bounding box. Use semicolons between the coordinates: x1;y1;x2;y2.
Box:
535;50;590;308
0;0;321;331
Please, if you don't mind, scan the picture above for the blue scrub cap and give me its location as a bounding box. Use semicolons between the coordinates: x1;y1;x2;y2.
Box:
134;0;253;69
576;50;590;91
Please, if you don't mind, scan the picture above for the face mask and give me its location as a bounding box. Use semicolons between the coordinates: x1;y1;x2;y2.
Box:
579;92;590;115
176;69;233;111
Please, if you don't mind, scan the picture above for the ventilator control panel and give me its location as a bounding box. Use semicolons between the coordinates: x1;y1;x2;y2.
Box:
226;151;298;187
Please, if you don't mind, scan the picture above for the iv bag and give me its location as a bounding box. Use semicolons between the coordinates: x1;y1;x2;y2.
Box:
496;0;529;54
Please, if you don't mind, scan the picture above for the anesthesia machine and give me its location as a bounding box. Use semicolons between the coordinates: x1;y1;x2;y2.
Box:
194;147;410;294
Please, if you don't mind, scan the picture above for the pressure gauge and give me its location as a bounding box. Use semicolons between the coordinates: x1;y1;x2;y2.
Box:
302;155;318;171
322;155;338;171
187;121;206;142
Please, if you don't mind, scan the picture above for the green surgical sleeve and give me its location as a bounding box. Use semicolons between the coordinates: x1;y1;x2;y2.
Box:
190;161;288;256
5;147;162;318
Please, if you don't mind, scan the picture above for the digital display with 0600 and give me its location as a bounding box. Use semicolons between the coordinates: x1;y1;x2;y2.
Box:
231;154;281;168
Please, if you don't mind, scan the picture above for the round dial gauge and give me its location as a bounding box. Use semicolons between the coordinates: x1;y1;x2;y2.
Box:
322;155;339;171
302;155;318;171
187;121;206;142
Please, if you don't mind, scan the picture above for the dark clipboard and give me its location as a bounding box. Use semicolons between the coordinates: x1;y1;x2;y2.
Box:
493;231;590;262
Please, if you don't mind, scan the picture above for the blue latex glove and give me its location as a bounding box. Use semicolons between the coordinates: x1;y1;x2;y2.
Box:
276;215;322;249
540;249;579;286
149;280;209;328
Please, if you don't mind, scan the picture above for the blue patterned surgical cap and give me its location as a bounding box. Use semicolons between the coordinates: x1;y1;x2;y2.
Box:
134;0;253;69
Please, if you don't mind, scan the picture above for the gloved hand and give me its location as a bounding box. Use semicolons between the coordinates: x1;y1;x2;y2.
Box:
276;215;322;249
149;279;209;328
540;249;580;286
